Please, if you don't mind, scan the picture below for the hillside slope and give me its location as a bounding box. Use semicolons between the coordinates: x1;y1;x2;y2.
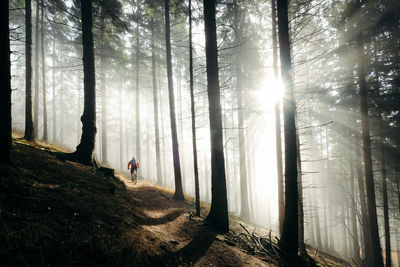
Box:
0;139;270;266
0;139;353;266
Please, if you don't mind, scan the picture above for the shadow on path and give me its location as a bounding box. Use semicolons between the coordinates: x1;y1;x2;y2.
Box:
137;209;185;226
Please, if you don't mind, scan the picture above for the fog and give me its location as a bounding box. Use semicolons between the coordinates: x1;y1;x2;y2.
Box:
8;0;400;265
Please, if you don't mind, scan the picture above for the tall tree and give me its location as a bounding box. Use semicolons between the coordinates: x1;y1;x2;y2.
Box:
41;0;48;141
74;0;97;165
232;0;250;222
100;12;108;164
277;0;299;256
356;33;384;267
25;0;35;141
375;62;392;267
34;0;40;138
189;0;200;217
52;28;56;143
150;16;162;185
356;29;384;267
135;2;141;168
203;0;229;233
164;0;184;200
0;0;11;163
271;0;284;236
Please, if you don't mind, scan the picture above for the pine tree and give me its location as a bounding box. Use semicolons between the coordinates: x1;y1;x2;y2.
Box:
203;0;229;233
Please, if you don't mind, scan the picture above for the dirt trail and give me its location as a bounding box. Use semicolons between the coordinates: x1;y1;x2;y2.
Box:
121;179;270;267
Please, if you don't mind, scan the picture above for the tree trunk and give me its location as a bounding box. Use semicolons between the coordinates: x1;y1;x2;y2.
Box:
357;35;384;267
203;0;229;233
277;0;298;255
312;179;322;248
119;88;123;170
150;18;162;185
41;0;47;141
135;3;141;168
25;0;34;141
0;0;11;163
177;62;185;188
350;158;361;261
34;0;40;138
164;0;184;199
189;0;200;216
355;134;373;264
74;0;97;166
100;14;108;164
52;34;56;143
375;68;392;267
296;123;306;254
272;0;284;237
232;0;250;222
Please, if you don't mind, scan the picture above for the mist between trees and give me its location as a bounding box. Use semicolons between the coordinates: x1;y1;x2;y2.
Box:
4;0;400;265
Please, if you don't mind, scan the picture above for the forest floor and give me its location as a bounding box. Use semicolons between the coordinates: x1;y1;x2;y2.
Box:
0;138;353;266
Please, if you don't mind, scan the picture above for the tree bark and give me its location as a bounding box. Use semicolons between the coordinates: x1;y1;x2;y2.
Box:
296;121;306;254
119;88;123;170
350;157;361;261
100;14;108;164
33;0;40;138
374;64;392;267
0;0;11;163
277;0;298;255
151;18;162;185
232;0;250;222
355;134;373;264
357;35;383;267
74;0;97;166
271;0;284;237
25;0;35;141
41;0;47;141
135;3;141;168
189;0;200;216
164;0;184;200
203;0;229;233
52;32;56;143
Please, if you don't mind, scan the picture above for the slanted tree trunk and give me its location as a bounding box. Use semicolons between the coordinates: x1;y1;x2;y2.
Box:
356;35;384;267
25;0;35;141
164;0;184;199
34;0;40;138
0;0;11;163
271;0;284;236
188;0;200;216
150;17;162;184
203;0;229;233
74;0;97;166
277;0;298;255
41;0;47;141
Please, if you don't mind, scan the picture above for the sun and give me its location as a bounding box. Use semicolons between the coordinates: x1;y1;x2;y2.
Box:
253;75;284;109
262;76;284;103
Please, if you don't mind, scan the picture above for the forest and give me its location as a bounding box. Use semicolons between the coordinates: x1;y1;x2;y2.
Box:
1;0;400;266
